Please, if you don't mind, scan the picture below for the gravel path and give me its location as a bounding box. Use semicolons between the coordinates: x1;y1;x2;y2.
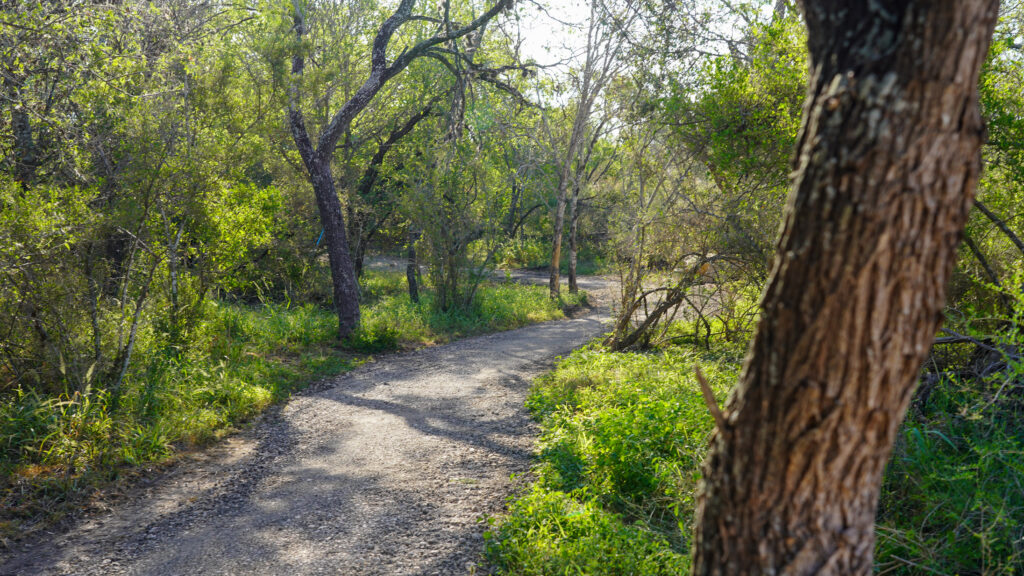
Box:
2;276;613;576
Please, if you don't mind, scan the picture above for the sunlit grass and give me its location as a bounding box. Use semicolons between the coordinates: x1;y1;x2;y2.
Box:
485;341;742;574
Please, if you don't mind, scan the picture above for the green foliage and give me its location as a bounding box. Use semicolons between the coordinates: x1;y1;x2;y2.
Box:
877;375;1024;575
877;265;1024;574
980;19;1024;188
498;237;551;269
353;273;583;350
0;300;349;529
486;342;741;574
485;487;690;576
683;15;806;189
491;331;1024;575
0;180;97;390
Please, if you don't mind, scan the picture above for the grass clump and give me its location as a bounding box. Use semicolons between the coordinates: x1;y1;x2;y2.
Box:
485;342;741;574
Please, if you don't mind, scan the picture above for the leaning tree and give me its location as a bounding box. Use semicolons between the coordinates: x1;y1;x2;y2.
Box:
691;1;1000;574
287;0;513;337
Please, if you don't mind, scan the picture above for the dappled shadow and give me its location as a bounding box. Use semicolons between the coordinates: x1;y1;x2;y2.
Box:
3;298;614;576
323;391;534;464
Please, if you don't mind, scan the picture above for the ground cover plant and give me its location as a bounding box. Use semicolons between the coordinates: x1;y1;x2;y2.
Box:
484;337;743;575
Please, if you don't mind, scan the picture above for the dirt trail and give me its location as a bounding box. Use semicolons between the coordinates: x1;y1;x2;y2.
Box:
2;276;613;576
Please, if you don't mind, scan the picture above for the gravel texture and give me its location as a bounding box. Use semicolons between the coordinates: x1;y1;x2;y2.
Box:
2;276;612;576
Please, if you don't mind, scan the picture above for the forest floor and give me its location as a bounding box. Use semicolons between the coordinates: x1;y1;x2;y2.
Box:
0;275;614;576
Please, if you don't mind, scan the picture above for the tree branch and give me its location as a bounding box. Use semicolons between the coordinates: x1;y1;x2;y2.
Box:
974;200;1024;256
315;0;514;158
355;99;440;201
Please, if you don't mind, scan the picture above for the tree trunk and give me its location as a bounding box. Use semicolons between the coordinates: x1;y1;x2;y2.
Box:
354;229;371;279
346;202;364;279
406;228;420;303
547;0;621;298
284;0;511;338
691;2;998;575
549;182;568;299
309;158;361;338
568;183;581;293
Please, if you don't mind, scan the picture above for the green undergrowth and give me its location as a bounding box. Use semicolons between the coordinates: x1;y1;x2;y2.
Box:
484;341;742;575
1;270;583;543
351;273;587;352
495;236;611;276
876;374;1024;575
486;335;1024;574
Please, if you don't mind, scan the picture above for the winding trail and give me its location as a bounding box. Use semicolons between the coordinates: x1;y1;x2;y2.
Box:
2;276;612;576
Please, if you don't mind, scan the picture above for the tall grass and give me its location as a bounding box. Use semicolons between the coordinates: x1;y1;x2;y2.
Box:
1;270;583;541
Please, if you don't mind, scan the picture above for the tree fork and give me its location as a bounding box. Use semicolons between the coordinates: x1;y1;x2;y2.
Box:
691;1;999;575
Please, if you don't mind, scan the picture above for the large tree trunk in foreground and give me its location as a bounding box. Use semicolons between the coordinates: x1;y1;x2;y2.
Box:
691;1;999;574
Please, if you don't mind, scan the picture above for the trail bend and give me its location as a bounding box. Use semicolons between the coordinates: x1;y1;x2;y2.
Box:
3;276;613;576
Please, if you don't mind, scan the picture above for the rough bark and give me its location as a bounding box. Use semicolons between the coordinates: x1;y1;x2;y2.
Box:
691;1;999;575
300;151;362;335
406;228;420;303
567;183;581;293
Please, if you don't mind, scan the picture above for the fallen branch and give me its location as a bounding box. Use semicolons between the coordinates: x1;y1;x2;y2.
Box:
938;328;1021;361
